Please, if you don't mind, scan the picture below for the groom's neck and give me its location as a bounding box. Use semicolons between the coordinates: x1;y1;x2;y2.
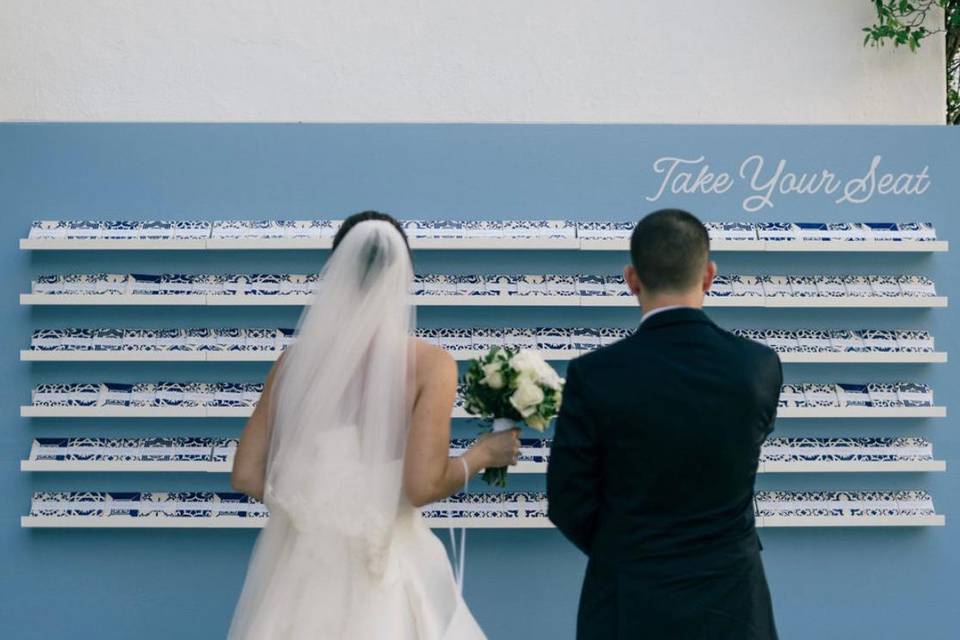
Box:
638;290;704;318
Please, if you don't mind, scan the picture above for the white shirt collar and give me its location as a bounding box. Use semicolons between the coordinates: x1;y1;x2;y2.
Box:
640;305;692;326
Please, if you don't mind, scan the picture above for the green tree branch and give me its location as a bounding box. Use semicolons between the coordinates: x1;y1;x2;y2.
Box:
864;0;960;124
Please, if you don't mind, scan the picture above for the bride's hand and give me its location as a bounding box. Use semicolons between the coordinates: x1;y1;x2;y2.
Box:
474;429;521;468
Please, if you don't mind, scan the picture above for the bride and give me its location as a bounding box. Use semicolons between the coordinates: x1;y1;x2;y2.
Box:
227;211;520;639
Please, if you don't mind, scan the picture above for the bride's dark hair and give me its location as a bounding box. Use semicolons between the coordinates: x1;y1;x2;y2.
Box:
332;211;410;254
332;211;411;288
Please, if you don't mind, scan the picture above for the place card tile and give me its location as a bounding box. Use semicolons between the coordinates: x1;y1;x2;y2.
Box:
841;276;874;297
896;382;933;407
896;275;936;297
759;275;792;298
866;383;903;407
895;330;934;353
802;383;839;407
869;276;903;297
730;275;764;297
836;383;872;407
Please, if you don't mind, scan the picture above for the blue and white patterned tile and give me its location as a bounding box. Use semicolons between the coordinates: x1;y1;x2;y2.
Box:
795;329;837;352
171;220;212;240
121;328;158;352
577;275;606;297
602;274;632;297
869;276;903;297
503;328;537;349
92;328;124;351
28;220;69;239
515;275;548;296
484;274;519;296
896;275;937;297
836;383;872;407
100;220;141;240
763;330;800;352
454;275;488;296
830;330;866;352
31;437;71;461
841;276;874;298
66;220;104;240
867;383;904;407
129;273;163;295
756;222;799;241
32;274;65;295
801;383;838;407
896;382;934;407
786;276;820;298
795;223;831;242
778;384;808;408
471;328;504;351
825;222;868;242
60;328;95;351
139;221;176;240
758;275;792;298
861;222;900;241
706;275;733;297
248;274;285;296
572;328;601;350
30;328;64;351
895;330;935;353
101;382;134;406
895;222;937;241
130;383;158;407
536;327;571;351
858;329;899;352
95;273;131;295
815;276;848;297
729;275;764;297
437;328;475;352
155;329;188;351
545;275;578;296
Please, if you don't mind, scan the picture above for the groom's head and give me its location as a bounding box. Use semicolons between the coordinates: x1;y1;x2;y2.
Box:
625;209;716;305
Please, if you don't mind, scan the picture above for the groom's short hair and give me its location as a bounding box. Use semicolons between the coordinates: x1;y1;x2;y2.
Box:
630;209;710;293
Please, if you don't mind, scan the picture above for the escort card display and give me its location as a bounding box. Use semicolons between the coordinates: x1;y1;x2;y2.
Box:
27;219;938;243
18;218;949;531
25;381;936;409
27;327;936;355
27;272;941;300
26;437;938;468
24;490;938;525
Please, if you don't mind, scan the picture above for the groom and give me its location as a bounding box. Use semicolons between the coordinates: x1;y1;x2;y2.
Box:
547;209;781;639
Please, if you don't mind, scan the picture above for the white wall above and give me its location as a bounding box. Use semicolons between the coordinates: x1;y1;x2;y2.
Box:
0;0;946;123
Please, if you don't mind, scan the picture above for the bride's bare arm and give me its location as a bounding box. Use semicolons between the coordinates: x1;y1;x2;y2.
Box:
403;343;520;507
232;353;285;500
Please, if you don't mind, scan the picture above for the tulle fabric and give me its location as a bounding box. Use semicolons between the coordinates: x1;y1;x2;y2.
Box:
227;221;485;639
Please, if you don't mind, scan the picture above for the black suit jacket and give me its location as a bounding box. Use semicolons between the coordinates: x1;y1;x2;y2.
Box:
547;307;782;640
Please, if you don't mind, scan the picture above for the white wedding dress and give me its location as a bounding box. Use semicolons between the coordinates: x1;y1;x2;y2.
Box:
227;221;485;639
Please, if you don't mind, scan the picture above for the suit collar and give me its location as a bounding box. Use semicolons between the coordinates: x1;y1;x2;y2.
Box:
638;306;713;331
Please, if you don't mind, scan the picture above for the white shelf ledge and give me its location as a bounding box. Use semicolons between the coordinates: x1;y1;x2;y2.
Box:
18;349;949;364
775;406;946;419
19;514;945;529
20;238;949;253
21;459;945;474
20;405;946;419
19;293;950;308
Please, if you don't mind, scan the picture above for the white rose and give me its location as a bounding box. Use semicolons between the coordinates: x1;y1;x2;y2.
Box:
525;413;548;432
509;350;541;376
509;377;545;418
480;362;505;389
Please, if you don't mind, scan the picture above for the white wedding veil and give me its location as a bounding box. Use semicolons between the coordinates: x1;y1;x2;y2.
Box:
228;219;416;638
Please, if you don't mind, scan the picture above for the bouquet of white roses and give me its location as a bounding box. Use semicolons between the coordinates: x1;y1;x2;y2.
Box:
461;346;564;486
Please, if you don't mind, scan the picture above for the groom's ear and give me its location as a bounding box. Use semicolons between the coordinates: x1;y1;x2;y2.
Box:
702;260;717;293
624;265;642;296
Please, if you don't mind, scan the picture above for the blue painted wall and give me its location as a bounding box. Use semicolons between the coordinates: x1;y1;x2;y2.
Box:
1;124;957;639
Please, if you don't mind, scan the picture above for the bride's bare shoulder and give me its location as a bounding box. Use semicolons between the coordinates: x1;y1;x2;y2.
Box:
411;338;456;382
